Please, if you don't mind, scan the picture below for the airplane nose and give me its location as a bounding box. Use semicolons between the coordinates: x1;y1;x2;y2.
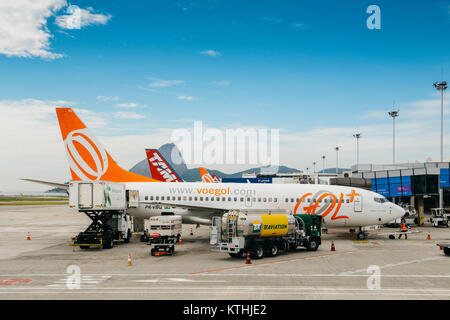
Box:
393;204;405;219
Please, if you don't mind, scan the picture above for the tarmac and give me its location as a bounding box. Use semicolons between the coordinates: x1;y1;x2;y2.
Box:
0;205;449;300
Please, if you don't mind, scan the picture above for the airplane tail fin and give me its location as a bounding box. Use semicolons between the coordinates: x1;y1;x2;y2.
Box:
199;167;220;183
56;107;157;182
145;149;183;182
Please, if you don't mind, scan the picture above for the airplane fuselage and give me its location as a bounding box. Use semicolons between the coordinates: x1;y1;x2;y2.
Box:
125;182;405;227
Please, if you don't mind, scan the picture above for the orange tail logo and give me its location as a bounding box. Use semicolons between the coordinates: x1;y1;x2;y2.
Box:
56;108;157;183
199;167;215;183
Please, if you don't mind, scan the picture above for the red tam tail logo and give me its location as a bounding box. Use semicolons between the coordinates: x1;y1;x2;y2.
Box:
145;149;182;182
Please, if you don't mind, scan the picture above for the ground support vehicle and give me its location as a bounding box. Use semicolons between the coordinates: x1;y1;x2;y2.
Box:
146;215;182;256
430;208;450;228
437;244;450;256
68;181;136;249
210;210;322;259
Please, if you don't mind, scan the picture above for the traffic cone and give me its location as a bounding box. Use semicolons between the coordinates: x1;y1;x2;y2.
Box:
26;232;30;241
178;235;183;245
196;224;200;229
330;240;336;251
190;227;193;236
127;253;132;266
427;233;431;240
245;251;252;264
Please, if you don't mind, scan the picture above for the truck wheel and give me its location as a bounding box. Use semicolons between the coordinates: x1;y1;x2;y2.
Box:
266;244;278;257
389;235;395;240
306;240;319;251
357;232;366;240
252;246;264;259
103;237;114;249
289;243;298;250
444;248;450;256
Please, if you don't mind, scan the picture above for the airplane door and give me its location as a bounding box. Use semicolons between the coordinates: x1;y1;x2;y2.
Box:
354;194;362;212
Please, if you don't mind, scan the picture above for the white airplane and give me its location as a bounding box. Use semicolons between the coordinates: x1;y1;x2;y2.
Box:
26;107;405;239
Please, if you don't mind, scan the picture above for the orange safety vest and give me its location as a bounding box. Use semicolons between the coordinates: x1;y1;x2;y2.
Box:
400;223;407;231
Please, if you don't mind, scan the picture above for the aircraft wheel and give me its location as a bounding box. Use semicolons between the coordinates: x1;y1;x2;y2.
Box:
357;232;366;240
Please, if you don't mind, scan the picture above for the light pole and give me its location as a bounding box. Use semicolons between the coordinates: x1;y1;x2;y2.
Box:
312;162;316;174
321;155;326;173
334;146;341;175
388;109;400;164
353;132;361;166
434;80;448;209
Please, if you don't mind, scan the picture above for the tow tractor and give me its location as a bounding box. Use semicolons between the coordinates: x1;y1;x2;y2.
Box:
147;215;182;256
430;208;450;228
437;244;450;256
68;181;138;249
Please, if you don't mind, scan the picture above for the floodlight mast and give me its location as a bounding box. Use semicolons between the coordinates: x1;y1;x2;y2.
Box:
334;146;341;174
434;80;448;210
353;133;361;166
388;109;400;164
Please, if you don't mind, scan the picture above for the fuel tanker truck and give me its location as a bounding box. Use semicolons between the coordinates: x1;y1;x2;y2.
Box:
210;210;322;259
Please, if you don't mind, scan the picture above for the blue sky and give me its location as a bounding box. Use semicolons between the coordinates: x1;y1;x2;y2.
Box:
0;0;449;190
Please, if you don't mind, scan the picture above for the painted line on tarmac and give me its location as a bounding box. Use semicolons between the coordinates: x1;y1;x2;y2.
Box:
340;256;444;275
189;250;357;275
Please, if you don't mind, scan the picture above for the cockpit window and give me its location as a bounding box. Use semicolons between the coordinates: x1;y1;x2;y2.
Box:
374;197;388;203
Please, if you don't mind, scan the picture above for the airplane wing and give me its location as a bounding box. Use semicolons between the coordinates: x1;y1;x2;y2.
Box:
21;179;69;190
140;200;288;215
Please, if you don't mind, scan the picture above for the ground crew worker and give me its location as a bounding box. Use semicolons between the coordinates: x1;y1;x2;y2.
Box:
398;221;408;239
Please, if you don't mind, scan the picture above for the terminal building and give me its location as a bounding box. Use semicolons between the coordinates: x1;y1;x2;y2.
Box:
351;162;450;215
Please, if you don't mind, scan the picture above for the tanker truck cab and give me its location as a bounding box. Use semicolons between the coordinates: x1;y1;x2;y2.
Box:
210;210;322;259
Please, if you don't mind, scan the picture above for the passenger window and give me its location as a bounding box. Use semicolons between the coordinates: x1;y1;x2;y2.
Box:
188;197;192;201
313;198;316;203
205;197;209;201
274;198;277;203
234;197;237;201
200;197;203;201
285;198;288;202
145;196;148;200
150;196;154;200
211;197;214;201
346;199;349;203
228;197;231;201
258;198;262;202
222;197;226;201
296;198;299;203
156;196;159;201
324;199;327;203
217;197;220;201
194;197;198;201
252;198;256;202
263;198;267;202
319;199;322;203
247;197;250;202
240;198;244;202
268;198;272;202
172;196;176;200
307;198;311;203
178;196;181;201
183;196;187;201
290;198;294;202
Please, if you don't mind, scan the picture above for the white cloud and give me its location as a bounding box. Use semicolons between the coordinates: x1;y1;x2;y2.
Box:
200;50;221;57
113;112;146;119
291;22;306;29
0;0;66;59
97;95;119;102
177;95;197;101
116;102;138;108
55;5;112;30
148;77;184;88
